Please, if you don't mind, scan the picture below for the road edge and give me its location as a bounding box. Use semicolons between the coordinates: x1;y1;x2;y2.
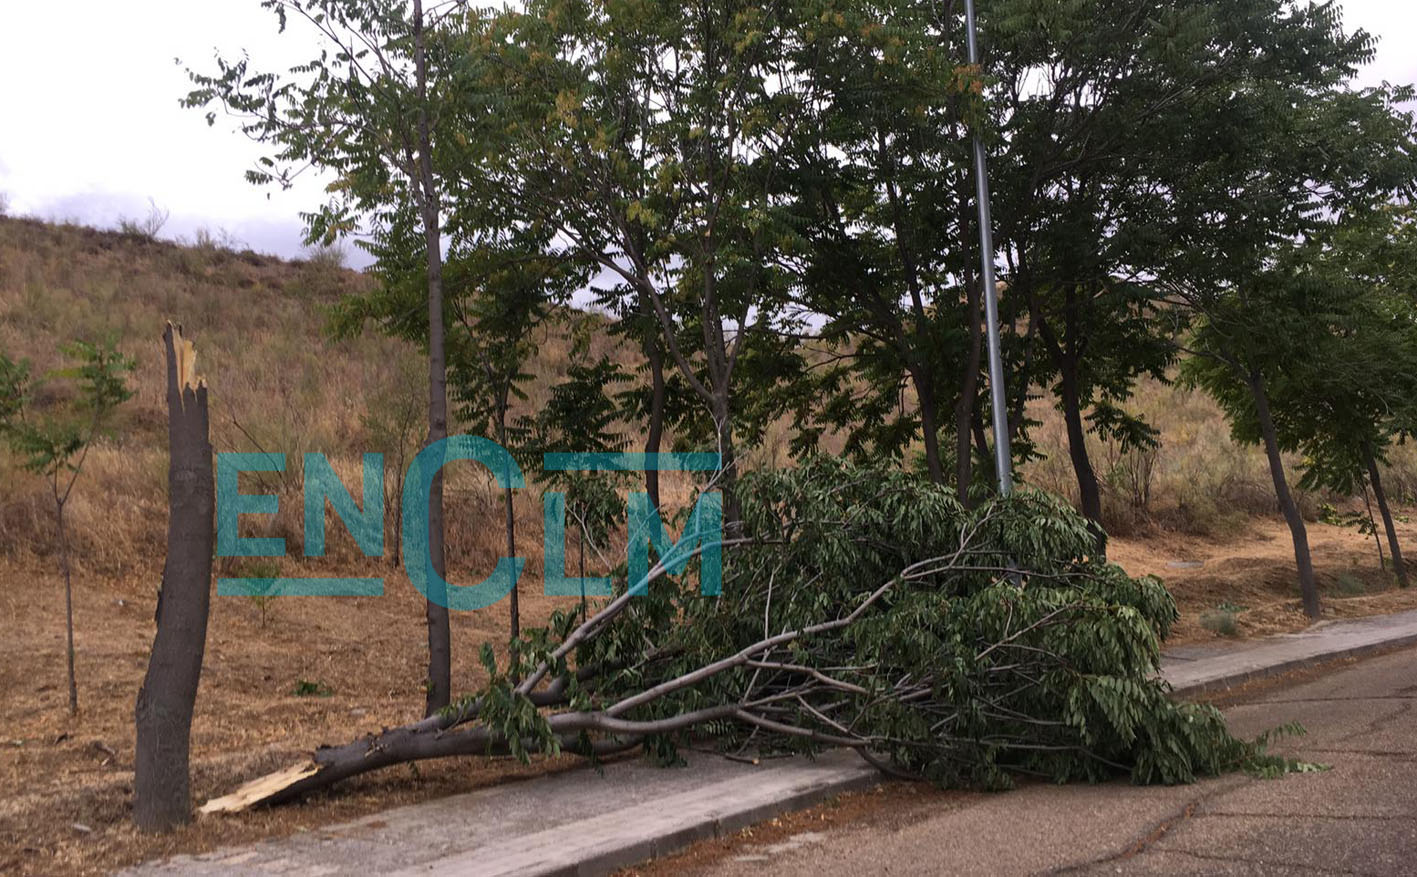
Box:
1166;630;1417;699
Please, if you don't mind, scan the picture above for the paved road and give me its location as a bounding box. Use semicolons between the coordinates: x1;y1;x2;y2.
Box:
681;648;1417;876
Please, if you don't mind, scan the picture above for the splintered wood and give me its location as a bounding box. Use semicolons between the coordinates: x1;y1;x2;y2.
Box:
200;761;320;814
167;321;203;393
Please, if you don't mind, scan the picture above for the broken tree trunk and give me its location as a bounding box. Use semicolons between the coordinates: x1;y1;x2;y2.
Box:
134;324;214;831
201;713;646;813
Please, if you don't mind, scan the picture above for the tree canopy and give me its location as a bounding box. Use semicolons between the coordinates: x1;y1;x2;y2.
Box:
185;0;1417;809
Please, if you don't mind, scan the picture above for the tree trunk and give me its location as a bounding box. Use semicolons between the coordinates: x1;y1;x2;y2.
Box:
1249;369;1321;619
57;502;77;716
1058;367;1103;524
577;521;588;622
134;324;214;831
1365;442;1408;588
1360;482;1385;570
494;407;520;643
504;483;519;634
423;465;451;716
914;371;945;485
971;406;992;488
389;432;409;569
201;712;643;814
955;276;984;505
644;337;665;511
1032;293;1100;527
713;394;740;527
391;456;404;569
414;0;451;716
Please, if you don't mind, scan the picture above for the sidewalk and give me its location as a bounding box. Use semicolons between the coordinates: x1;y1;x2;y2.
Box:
122;751;880;877
121;608;1417;877
1161;606;1417;695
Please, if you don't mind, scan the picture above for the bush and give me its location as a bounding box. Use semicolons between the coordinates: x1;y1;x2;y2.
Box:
1199;608;1239;637
302;241;347;269
292;679;334;697
192;225;242;252
1335;572;1367;596
116;198;170;241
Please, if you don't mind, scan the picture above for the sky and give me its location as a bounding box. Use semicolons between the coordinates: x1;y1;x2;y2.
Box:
1;0;1414;269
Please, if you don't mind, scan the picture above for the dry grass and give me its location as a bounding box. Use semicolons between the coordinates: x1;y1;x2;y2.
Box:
1109;511;1417;644
0;553;585;876
3;216;1417;874
1023;375;1417;536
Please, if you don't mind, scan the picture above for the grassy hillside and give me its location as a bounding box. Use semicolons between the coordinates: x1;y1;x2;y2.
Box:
0;215;640;574
3;216;1417;874
7;214;1417;557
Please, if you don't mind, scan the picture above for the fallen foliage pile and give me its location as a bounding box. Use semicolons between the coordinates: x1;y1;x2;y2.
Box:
208;461;1299;811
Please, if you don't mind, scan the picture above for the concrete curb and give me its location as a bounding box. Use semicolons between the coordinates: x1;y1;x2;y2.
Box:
392;751;882;877
1161;608;1417;699
1166;632;1417;699
120;751;884;877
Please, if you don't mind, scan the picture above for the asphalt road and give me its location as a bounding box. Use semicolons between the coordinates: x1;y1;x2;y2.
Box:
682;648;1417;876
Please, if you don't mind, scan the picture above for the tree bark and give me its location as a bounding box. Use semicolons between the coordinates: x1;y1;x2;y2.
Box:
413;0;452;716
971;406;992;487
390;443;406;568
1360;482;1385;570
500;409;520;642
644;336;665;512
1365;442;1408;588
1031;286;1101;526
713;394;740;527
57;503;77;716
914;371;945;485
134;324;214;831
577;521;588;621
504;484;519;635
1058;367;1102;524
201;713;646;813
1249;369;1321;619
955;276;984;505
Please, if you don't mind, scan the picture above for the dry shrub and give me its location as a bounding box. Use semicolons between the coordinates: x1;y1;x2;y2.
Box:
1198;608;1239;636
301;241;347;270
1377;440;1417;504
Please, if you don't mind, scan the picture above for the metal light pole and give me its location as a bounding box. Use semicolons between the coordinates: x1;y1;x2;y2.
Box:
963;0;1013;495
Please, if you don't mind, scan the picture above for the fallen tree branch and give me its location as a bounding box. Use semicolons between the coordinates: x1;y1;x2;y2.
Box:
200;462;1286;813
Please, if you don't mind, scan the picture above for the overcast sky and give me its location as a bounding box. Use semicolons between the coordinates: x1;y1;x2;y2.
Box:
1;0;1414;268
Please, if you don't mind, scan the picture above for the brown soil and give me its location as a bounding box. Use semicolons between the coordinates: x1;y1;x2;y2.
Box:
0;557;587;877
1108;507;1417;644
3;509;1415;875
